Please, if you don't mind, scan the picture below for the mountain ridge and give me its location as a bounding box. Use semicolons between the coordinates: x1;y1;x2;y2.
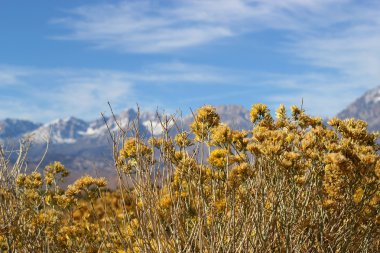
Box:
0;105;251;186
4;94;378;187
1;105;252;144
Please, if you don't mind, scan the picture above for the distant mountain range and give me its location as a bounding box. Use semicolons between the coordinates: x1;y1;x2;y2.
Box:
1;87;379;186
1;105;252;145
0;105;251;186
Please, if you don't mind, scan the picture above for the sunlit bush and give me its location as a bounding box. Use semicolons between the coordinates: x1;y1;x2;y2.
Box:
1;104;379;252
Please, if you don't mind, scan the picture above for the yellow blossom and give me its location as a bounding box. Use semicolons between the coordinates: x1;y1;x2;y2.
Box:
190;105;220;140
208;149;229;169
175;132;193;147
250;103;271;124
211;124;232;146
66;175;107;198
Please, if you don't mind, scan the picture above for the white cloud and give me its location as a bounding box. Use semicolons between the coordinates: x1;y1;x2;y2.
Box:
292;11;380;80
51;1;380;96
0;66;35;85
53;0;345;53
260;73;363;117
0;66;131;121
0;63;238;122
0;71;18;85
7;0;380;122
5;1;380;121
0;61;376;121
53;0;380;81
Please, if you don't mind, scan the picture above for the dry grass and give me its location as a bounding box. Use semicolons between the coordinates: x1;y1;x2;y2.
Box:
1;104;380;252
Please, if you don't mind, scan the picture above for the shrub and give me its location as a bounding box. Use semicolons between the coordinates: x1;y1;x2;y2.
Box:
1;104;379;252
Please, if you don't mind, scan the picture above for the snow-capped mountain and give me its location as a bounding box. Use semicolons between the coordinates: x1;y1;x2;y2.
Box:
85;116;109;136
2;105;253;145
27;117;89;144
108;108;144;134
24;109;144;144
337;86;380;131
11;95;380;146
0;119;41;139
141;110;177;135
1;105;253;186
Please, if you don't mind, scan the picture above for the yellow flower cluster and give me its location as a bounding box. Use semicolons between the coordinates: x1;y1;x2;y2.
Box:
174;132;193;148
44;161;69;186
119;138;151;159
190;105;220;140
117;137;154;173
16;172;43;189
208;149;229;169
65;175;107;198
250;103;271;124
228;163;253;188
211;124;232;147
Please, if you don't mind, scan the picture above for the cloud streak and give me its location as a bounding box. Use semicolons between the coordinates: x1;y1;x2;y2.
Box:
0;62;366;121
53;0;380;79
51;1;380;104
0;68;132;122
0;63;240;122
53;0;344;53
4;0;380;121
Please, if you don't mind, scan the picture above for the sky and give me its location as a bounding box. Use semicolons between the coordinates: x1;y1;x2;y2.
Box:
1;0;380;122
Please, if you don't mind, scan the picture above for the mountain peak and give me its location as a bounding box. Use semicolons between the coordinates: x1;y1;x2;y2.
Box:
363;86;380;104
337;86;380;131
119;108;137;118
215;104;251;130
28;117;89;144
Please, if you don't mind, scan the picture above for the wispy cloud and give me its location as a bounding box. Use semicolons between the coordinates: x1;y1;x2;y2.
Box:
291;3;380;80
0;63;239;122
0;66;34;85
260;73;364;116
52;0;344;53
0;68;132;122
53;0;380;79
0;61;375;121
50;1;380;110
4;1;380;124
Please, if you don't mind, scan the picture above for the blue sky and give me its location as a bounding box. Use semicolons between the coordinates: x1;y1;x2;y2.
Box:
1;0;380;122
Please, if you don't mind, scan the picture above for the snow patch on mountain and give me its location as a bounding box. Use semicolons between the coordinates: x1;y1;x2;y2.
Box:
364;87;380;104
337;86;380;132
27;117;89;144
2;105;253;144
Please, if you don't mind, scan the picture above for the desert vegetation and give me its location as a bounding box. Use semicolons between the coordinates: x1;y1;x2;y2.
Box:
0;104;379;252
